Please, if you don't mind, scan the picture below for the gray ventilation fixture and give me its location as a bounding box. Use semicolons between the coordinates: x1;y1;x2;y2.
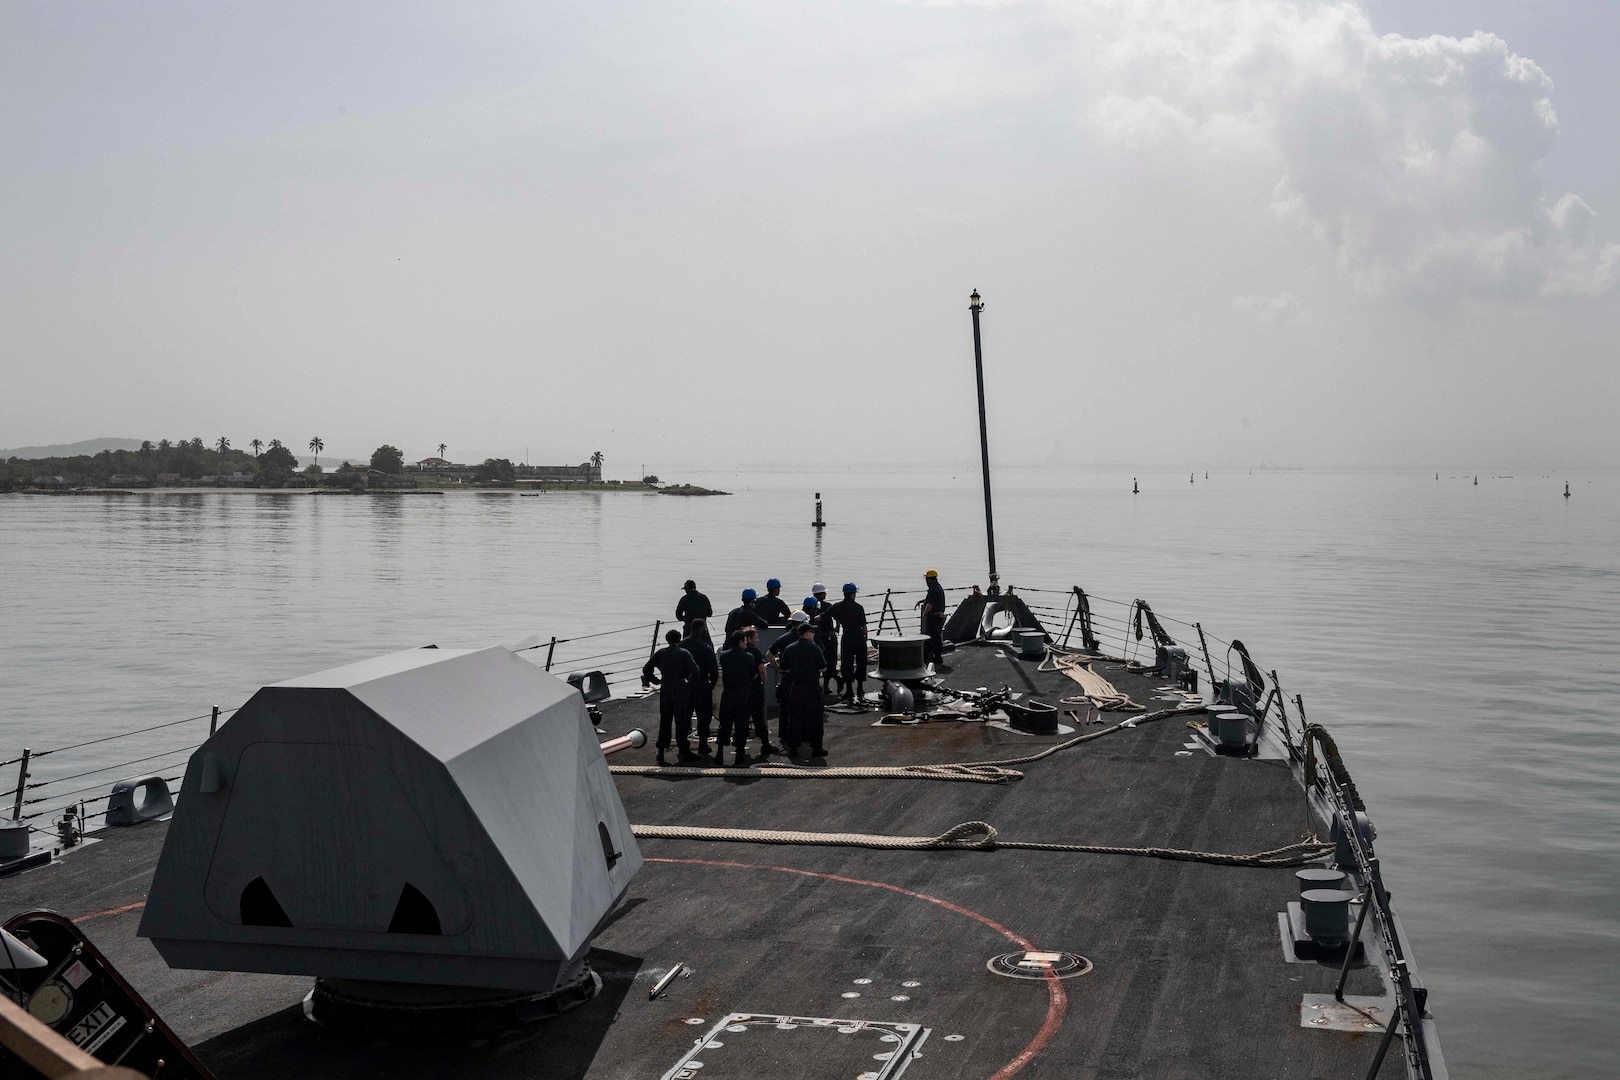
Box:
138;646;642;994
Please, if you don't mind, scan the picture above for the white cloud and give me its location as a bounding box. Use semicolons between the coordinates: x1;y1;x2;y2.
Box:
1232;291;1309;323
1071;0;1620;302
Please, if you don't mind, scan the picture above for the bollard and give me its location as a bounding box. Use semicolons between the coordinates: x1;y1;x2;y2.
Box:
1295;868;1347;896
1301;888;1355;949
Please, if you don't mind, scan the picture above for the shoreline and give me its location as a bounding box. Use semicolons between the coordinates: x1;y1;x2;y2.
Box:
9;482;664;496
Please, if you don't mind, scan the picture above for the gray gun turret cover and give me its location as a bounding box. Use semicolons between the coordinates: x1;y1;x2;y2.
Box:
139;646;642;990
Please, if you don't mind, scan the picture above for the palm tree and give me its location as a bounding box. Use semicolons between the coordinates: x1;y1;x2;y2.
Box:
216;436;230;456
250;439;263;456
591;450;604;470
158;439;172;453
139;440;154;460
437;443;447;459
269;439;283;450
309;436;324;467
190;436;205;452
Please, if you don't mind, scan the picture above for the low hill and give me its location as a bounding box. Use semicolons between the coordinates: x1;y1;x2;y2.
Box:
0;437;146;460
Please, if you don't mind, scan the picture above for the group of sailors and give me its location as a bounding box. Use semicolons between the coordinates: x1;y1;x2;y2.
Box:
642;573;950;766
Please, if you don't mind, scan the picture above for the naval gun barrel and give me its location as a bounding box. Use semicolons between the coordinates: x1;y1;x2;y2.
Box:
599;729;648;756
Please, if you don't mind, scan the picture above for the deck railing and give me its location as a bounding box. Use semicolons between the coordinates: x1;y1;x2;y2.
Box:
2;587;1438;1079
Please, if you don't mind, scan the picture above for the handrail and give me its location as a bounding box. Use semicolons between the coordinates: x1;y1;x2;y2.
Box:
0;583;1443;1080
1303;722;1434;1079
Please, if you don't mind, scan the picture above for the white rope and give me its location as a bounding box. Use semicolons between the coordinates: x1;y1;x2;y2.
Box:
1037;648;1144;711
630;818;1333;867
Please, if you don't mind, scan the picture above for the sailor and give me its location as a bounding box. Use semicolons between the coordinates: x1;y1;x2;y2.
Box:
676;579;713;635
755;578;793;624
682;619;719;755
779;622;828;757
810;584;838;693
724;588;770;637
916;569;948;669
641;629;700;765
768;610;811;663
829;582;868;703
768;611;811;747
716;629;763;767
741;626;782;757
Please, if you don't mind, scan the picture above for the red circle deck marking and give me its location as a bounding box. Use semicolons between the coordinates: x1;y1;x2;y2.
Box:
74;901;146;923
645;855;1067;1078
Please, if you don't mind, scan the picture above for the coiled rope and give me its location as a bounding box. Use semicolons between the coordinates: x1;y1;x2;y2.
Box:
608;704;1204;784
630;820;1332;868
1036;648;1144;711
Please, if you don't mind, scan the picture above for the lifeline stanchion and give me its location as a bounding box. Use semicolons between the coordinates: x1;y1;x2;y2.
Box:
1196;622;1218;697
1335;885;1375;1002
9;749;29;821
1269;669;1299;756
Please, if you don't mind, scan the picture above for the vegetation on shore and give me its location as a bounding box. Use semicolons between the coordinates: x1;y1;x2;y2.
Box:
0;437;401;492
0;439;694;496
658;484;730;496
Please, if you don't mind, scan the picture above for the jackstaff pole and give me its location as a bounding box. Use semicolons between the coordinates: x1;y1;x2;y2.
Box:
969;289;1000;595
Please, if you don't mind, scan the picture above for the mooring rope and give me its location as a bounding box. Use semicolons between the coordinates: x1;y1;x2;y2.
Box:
630;819;1331;868
1035;647;1144;710
608;704;1204;784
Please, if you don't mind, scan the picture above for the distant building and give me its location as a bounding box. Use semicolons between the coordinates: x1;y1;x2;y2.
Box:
108;474;153;488
31;475;69;489
156;473;181;486
514;462;602;484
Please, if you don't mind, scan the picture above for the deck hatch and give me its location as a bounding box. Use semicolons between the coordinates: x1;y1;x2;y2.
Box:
661;1013;929;1080
986;950;1093;980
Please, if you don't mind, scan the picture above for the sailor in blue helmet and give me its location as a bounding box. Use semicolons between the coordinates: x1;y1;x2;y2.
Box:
828;582;868;704
641;628;700;764
754;578;792;624
724;587;769;637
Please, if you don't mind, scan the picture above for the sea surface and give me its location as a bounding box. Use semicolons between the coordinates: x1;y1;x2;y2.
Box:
3;468;1616;1078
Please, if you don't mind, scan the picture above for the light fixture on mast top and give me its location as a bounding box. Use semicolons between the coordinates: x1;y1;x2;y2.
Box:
969;289;983;312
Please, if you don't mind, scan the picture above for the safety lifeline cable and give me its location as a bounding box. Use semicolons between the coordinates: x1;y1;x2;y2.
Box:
608;703;1205;784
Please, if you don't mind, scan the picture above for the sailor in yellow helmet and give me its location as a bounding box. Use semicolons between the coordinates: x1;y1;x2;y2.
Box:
917;569;948;670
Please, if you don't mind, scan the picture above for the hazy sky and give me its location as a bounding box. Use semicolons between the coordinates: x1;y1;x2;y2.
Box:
4;0;1617;471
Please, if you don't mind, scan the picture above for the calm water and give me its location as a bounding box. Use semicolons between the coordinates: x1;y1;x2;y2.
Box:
3;468;1617;1078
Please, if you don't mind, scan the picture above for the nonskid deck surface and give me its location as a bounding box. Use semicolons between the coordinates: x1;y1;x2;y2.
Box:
1;645;1404;1078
